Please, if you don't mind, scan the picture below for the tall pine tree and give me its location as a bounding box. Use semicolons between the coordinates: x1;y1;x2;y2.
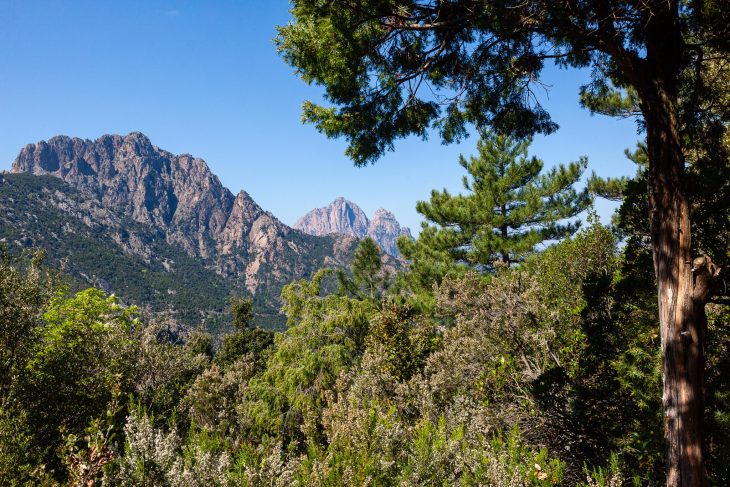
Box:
404;130;589;273
337;237;391;301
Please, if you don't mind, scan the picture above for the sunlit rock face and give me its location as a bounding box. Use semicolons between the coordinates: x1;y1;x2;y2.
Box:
367;208;412;257
12;132;234;259
294;198;412;257
294;197;370;239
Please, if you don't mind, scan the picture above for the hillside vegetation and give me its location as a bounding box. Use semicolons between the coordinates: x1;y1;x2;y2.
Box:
0;173;237;333
2;130;729;486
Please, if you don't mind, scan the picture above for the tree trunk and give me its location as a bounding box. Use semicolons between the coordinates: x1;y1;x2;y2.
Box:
500;218;509;265
644;86;706;486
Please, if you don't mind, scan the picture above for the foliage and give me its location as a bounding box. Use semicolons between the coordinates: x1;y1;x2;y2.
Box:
415;130;589;268
230;297;253;331
4;216;727;484
366;301;438;382
0;248;54;397
3;125;729;486
393;229;465;314
215;296;274;370
60;407;117;487
395;131;588;313
338;237;391;301
132;324;210;420
578;453;632;487
0;402;36;486
13;289;139;478
275;1;728;166
353;237;386;296
276;5;729;480
181;357;256;441
240;269;377;447
0;174;363;334
214;327;274;370
0;174;234;332
0;251;55;484
104;406;233;487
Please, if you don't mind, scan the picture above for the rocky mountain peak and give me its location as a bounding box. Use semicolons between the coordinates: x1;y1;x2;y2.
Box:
293;197;369;238
5;133;405;328
295;198;412;256
11;132;235;258
218;190;265;256
120;131;154;154
367;208;412;256
8;133;361;326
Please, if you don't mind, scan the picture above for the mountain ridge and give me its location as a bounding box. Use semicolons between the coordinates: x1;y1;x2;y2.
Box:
294;197;412;256
7;132;368;330
0;172;236;331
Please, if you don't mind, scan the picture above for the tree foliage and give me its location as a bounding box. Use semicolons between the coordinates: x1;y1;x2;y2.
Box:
337;237;391;301
1;2;728;478
276;1;727;163
3;213;729;484
277;3;730;482
240;269;376;447
412;130;588;269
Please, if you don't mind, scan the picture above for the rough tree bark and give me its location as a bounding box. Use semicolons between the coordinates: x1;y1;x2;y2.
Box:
644;92;705;487
634;2;706;483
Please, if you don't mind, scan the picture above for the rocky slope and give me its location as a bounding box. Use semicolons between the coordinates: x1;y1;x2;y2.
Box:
0;173;234;332
367;208;413;257
12;132;234;259
8;133;361;329
294;198;412;256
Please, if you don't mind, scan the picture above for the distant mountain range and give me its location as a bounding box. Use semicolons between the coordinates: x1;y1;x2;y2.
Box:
294;197;412;256
4;132;403;331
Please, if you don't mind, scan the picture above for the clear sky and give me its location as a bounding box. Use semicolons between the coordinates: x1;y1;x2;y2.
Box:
0;0;641;233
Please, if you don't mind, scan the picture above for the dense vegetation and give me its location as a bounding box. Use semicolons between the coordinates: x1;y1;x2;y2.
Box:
0;2;727;484
2;126;728;485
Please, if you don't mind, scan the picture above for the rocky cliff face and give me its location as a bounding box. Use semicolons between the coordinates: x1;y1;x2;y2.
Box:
294;198;412;256
293;197;369;238
0;173;235;332
367;208;413;257
9;133;359;326
12;132;235;258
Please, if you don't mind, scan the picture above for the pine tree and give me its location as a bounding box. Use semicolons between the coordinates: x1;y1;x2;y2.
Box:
409;130;589;271
338;237;390;300
351;237;384;298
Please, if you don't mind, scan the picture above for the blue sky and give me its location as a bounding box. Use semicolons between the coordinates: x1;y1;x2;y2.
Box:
0;0;641;232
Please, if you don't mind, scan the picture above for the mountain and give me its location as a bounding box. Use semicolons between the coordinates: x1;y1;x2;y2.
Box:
294;198;412;256
7;132;361;330
293;197;370;238
367;208;412;258
0;172;235;332
12;132;236;259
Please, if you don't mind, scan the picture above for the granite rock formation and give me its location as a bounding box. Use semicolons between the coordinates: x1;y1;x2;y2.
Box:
9;132;360;328
367;208;413;257
294;198;412;256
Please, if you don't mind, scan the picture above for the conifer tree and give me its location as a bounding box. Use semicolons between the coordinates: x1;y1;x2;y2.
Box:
338;237;390;300
351;237;385;297
407;130;589;272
